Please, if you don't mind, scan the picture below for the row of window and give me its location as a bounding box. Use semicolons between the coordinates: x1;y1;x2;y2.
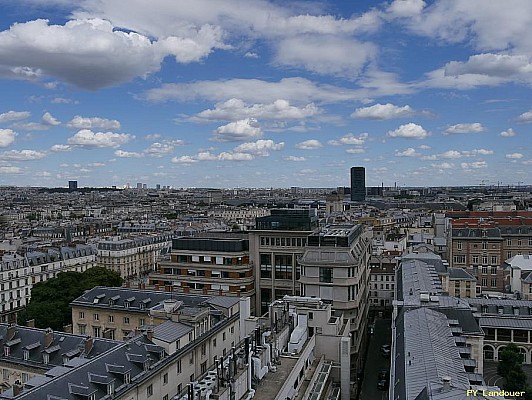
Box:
260;236;307;247
456;238;532;249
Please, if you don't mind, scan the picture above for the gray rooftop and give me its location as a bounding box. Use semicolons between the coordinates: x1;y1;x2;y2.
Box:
152;320;193;343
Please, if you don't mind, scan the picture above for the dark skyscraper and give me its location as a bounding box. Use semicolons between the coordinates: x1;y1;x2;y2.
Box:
350;167;366;201
68;180;78;190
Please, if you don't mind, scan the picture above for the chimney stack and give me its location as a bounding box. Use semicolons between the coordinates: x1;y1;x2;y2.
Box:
44;328;54;348
442;376;451;392
7;324;16;341
12;380;23;396
84;336;94;355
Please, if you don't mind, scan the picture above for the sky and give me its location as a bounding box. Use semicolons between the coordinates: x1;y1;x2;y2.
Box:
0;0;530;189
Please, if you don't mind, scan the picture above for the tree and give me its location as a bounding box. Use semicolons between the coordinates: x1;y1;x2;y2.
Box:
19;267;122;331
497;344;528;392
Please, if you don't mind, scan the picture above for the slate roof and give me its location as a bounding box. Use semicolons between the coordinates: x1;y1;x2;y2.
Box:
152;320;193;343
467;298;532;316
448;268;476;281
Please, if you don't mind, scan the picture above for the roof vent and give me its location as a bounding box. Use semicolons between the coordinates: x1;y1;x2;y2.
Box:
442;376;451;392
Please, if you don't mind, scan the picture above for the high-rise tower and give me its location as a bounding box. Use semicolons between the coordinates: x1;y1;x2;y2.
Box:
350;167;365;201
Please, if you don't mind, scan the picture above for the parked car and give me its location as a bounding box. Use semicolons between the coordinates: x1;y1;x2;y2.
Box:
380;344;391;357
377;379;389;390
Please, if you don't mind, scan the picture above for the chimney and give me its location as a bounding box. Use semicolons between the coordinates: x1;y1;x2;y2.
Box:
63;324;73;334
146;328;154;342
44;328;54;348
7;324;16;341
84;336;94;355
442;376;451;392
12;380;23;396
26;319;35;328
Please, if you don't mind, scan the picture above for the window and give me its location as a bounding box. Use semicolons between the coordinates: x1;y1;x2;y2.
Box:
176;359;182;374
482;241;488;250
163;373;168;385
213;338;217;347
147;384;153;397
190;374;195;382
507;238;512;246
223;332;226;341
93;326;101;337
93;313;99;321
260;254;272;278
482;266;488;275
481;278;487;286
78;325;86;335
453;255;466;264
79;311;85;319
274;255;293;280
457;241;462;250
472;255;479;264
319;267;333;283
482;256;488;265
491;266;497;275
123;317;130;324
108;315;114;323
140;318;145;326
163;396;169;400
491;256;498;265
491;278;497;288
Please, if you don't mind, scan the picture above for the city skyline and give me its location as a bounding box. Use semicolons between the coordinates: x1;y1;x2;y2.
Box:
0;0;530;188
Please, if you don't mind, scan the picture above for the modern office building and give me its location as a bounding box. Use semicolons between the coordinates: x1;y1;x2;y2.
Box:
298;224;372;382
150;234;255;306
249;208;318;315
67;180;78;190
350;167;365;202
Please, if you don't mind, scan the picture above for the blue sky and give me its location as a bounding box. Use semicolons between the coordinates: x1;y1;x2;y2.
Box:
0;0;530;188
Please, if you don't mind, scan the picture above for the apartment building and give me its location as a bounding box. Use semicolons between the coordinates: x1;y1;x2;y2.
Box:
298;224;371;378
448;212;532;291
0;245;96;323
440;268;478;298
96;233;173;280
150;234;254;307
249;208;318;315
70;286;240;347
368;254;396;312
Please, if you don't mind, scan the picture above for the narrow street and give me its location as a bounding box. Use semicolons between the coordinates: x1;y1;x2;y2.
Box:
358;319;392;400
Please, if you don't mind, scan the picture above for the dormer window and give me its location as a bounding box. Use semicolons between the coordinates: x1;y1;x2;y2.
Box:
23;350;29;361
124;302;130;309
4;346;9;357
124;372;131;384
43;353;49;364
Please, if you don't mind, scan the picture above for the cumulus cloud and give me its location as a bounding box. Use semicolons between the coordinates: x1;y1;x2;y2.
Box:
49;144;72;152
171;155;198;164
431;162;454;169
0;129;16;147
395;147;419;157
422;148;494;160
500;128;516;137
214;118;262;142
67;115;121;130
0;149;47;161
144;141;183;157
51;97;78;104
506;153;523;159
218;152;254;161
145;134;162;141
444;123;485;134
346;148;365;154
461;161;487;169
351;103;415;119
0;166;23;174
42;112;61;126
387;123;428;139
67;129;134;148
192;99;320;122
284;156;306;161
328;132;368;146
114;150;144;158
516;109;532;123
274;35;375;78
386;0;426;18
295;139;323;150
233;139;284;156
0;111;30;123
0;18;226;89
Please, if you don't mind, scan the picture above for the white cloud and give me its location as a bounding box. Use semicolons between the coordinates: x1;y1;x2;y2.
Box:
431;162;454;169
284;156;306;161
499;128;516;137
233;139;284;156
145;134;162;141
49;144;72;152
192;98;320;122
386;0;426;18
444;123;485;134
51;97;78;104
214;118;262;142
395;147;419;157
422;148;494;160
171;155;198;164
387;123;429;139
0;111;30;123
0;18;226;89
295;139;323;150
144;141;182;157
506;153;524;159
0;149;47;161
0;166;23;174
244;52;258;59
11;122;49;131
0;129;16;147
67;115;121;130
114;150;144;158
35;171;52;177
67;129;134;148
196;151;218;161
88;162;105;167
346;148;365;154
460;161;487;169
516;110;532;123
218;152;254;161
351;103;415;119
42;112;61;126
273;35;375;78
418;144;431;149
142;77;367;104
328;132;368;146
443;54;532;84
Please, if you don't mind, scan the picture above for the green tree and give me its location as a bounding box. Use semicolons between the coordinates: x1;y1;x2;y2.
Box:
19;267;122;331
497;344;528;392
